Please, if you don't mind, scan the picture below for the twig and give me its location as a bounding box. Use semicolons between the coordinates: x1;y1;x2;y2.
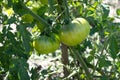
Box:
54;10;65;23
69;47;92;80
19;0;50;27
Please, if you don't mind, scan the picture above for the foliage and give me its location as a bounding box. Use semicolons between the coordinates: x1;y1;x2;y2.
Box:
0;0;120;80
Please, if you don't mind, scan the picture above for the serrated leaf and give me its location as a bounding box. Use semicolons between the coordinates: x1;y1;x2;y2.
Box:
99;57;111;68
109;36;119;59
17;24;31;55
10;58;30;80
18;59;30;80
101;4;110;19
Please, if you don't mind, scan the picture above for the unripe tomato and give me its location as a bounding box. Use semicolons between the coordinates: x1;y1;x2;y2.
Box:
33;34;60;54
21;14;34;23
59;18;90;46
40;0;48;5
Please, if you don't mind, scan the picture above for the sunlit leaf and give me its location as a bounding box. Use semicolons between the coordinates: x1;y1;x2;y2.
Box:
116;8;120;16
17;24;31;55
101;4;110;19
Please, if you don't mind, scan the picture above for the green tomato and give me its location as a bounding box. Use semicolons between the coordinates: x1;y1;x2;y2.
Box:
33;34;60;54
21;14;34;23
59;18;90;46
40;0;48;5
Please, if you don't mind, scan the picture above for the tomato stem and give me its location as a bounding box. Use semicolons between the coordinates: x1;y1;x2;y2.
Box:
69;47;92;80
57;0;69;77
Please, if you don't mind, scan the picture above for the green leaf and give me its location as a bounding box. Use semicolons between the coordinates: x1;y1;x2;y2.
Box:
13;2;27;16
100;75;108;80
37;5;48;16
7;16;16;24
101;4;110;19
2;15;8;24
0;33;4;42
116;61;120;72
116;8;120;16
17;24;31;55
9;58;30;80
87;55;94;62
99;56;111;68
18;59;30;80
82;0;88;4
8;0;12;7
0;0;3;4
109;36;119;59
30;68;40;80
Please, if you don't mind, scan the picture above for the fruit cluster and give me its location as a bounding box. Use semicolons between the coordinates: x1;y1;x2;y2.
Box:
33;18;90;54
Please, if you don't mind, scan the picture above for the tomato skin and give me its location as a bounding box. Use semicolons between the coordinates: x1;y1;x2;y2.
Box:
33;35;60;54
59;18;90;46
40;0;48;5
21;14;34;23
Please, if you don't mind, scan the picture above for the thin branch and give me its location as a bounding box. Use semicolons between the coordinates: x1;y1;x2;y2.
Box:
69;47;92;80
54;10;65;23
19;0;50;26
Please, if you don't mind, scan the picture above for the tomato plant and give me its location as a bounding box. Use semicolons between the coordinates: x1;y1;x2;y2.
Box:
0;0;120;80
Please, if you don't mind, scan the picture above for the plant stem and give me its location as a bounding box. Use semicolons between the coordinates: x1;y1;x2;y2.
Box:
19;0;50;26
57;0;70;77
61;43;69;77
76;53;92;80
69;47;92;80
